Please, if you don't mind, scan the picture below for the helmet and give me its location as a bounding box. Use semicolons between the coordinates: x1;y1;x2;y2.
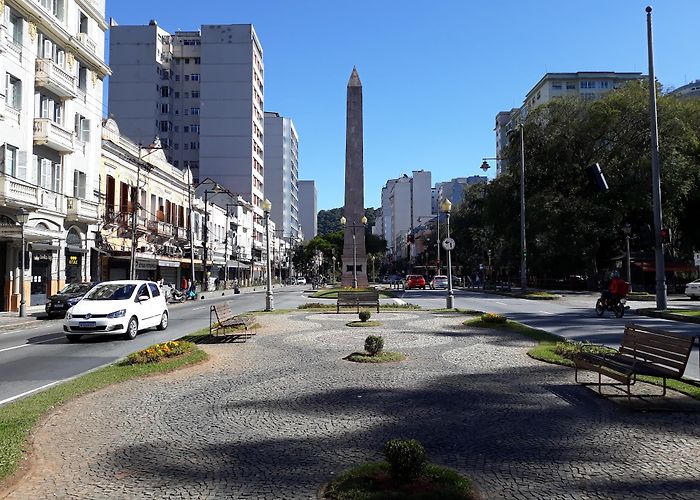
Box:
611;270;620;278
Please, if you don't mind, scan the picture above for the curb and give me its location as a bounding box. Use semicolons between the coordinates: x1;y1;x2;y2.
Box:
634;308;700;324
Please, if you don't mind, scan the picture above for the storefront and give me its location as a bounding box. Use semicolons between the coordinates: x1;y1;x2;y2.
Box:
65;228;87;284
157;259;180;285
135;258;157;280
30;245;55;306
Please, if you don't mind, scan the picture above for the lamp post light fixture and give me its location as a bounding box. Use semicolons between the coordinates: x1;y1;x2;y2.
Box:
340;215;368;289
441;198;455;309
17;208;29;317
332;255;336;284
263;198;274;311
622;223;632;289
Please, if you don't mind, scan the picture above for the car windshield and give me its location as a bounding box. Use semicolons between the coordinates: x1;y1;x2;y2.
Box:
59;283;92;294
84;284;136;301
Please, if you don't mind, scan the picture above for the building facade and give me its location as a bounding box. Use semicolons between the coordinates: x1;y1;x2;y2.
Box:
670;79;700;99
298;179;316;241
434;176;486;211
263;111;300;241
0;0;109;311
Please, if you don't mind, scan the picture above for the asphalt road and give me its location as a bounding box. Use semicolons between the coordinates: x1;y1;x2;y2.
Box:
0;286;310;405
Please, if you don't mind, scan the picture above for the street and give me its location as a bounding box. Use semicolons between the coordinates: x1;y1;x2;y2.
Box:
1;286;699;406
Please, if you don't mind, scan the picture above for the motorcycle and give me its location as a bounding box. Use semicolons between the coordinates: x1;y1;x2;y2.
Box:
595;293;627;318
164;284;187;303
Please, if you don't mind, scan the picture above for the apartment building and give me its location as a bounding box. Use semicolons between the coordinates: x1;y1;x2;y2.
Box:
108;21;268;268
379;171;432;260
298;180;316;241
0;0;109;311
670;79;700;99
494;72;644;174
264;111;300;241
433;176;486;212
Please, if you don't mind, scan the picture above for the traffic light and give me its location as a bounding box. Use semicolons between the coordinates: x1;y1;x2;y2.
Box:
586;163;609;192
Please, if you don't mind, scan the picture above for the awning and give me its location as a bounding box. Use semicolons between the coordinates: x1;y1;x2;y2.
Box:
30;243;61;251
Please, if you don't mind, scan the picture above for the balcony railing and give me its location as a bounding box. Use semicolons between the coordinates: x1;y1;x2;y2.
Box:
35;58;77;99
0;175;41;209
41;190;66;215
176;226;188;240
158;221;174;237
33;118;75;152
66;197;99;223
75;32;96;54
2;104;21;125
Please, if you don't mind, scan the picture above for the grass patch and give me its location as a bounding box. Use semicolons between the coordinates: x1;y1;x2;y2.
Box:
345;352;406;363
323;460;474;499
635;308;700;323
431;308;483;315
297;303;421;311
464;315;700;399
0;345;207;483
346;321;382;327
521;291;560;300
310;287;395;299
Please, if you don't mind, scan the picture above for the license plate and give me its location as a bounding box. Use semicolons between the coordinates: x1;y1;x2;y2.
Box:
79;321;96;328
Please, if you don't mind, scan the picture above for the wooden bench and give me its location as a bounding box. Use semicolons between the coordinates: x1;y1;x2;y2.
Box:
209;303;256;339
336;290;380;313
573;323;694;399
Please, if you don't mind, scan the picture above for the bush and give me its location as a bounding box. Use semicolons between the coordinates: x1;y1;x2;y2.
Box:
481;312;507;324
553;340;616;360
364;335;384;356
121;341;193;365
358;310;372;322
383;438;427;480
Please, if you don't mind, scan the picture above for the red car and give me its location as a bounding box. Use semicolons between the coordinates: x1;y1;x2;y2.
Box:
405;275;426;290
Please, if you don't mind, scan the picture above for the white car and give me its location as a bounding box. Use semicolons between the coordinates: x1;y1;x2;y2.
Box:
430;275;449;289
685;279;700;300
295;277;307;285
63;280;169;341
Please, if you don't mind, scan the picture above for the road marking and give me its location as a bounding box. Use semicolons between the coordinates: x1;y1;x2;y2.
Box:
192;306;206;311
0;336;61;354
393;298;407;305
539;310;554;315
495;301;507;306
0;380;63;406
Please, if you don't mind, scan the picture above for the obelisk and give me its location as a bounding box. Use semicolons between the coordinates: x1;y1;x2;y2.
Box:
341;67;368;287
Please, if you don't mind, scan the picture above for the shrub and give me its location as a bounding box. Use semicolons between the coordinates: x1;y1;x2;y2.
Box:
364;335;384;356
358;310;372;322
383;438;427;480
553;340;615;360
481;312;507;324
121;341;193;365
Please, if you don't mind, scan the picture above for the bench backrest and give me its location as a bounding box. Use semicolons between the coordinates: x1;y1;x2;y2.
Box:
621;324;694;376
212;303;234;322
337;290;379;301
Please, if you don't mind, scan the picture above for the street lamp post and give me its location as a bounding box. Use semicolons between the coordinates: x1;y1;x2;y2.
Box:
442;199;454;309
263;199;273;311
202;185;223;291
332;255;336;284
623;223;632;289
340;215;368;289
17;209;29;317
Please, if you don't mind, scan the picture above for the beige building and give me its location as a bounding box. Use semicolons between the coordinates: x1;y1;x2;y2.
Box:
0;0;109;311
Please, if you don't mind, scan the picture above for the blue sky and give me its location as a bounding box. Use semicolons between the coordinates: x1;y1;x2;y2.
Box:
105;0;699;210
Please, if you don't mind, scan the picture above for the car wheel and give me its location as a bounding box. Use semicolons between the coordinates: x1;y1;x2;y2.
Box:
156;311;168;331
123;316;138;340
66;334;82;342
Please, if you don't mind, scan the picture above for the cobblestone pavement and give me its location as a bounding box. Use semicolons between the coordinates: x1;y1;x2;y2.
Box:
3;311;700;499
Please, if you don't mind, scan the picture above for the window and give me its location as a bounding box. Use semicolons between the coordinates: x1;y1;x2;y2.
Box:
194;57;201;64
174;91;180;98
184;74;189;81
184;143;189;150
38;94;63;124
73;170;86;198
8;9;23;44
159;120;169;132
173;125;179;132
566;83;575;90
78;64;88;91
40;0;65;21
148;283;161;297
137;284;150;299
191;73;200;81
599;81;610;89
580;81;596;89
174;143;179;150
1;145;18;176
160;86;170;97
74;114;90;142
78;12;88;34
184;91;189;98
175;74;180;82
190;142;199;150
551;83;562;90
190;124;200;133
190;108;200;115
160;103;169;114
191;90;200;98
5;73;22;110
37;157;61;191
183;126;189;133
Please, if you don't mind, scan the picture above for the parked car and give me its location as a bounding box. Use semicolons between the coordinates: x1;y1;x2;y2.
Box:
63;280;168;342
405;275;426;290
685;279;700;300
429;275;449;289
45;282;97;318
295;277;307;285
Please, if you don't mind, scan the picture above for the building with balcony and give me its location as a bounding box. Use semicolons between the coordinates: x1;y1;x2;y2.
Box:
0;0;110;311
107;21;267;258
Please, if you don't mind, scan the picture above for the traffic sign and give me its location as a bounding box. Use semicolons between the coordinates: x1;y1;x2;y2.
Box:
442;237;456;251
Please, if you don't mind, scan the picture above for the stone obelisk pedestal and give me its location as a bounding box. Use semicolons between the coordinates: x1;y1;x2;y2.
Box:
341;67;368;288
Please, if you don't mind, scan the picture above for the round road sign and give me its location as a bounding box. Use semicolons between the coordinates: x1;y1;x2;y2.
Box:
442;237;456;251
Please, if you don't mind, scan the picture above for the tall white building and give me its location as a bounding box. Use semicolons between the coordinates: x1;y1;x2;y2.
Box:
298;180;316;241
433;176;486;212
494;72;644;175
108;21;267;265
379;171;432;260
264;111;300;240
0;0;109;311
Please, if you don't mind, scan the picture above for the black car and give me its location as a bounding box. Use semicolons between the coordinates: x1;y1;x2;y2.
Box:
45;283;96;317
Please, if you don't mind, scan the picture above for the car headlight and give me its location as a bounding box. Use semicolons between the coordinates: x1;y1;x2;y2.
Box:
107;309;127;319
66;309;73;320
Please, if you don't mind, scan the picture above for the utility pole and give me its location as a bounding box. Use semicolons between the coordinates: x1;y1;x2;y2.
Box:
129;145;143;280
187;167;195;289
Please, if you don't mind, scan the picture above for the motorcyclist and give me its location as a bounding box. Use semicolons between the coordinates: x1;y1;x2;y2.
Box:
603;270;628;306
